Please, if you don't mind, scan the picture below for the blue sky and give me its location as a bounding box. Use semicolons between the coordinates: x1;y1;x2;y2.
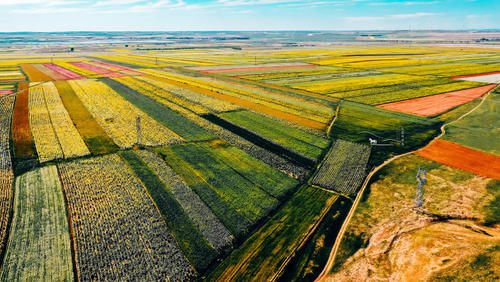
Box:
0;0;497;31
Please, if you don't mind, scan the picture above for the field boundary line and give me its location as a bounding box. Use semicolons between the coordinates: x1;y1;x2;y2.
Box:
326;102;341;138
314;85;498;281
270;195;338;282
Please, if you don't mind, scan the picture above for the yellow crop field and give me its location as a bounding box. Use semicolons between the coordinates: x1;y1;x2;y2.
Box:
141;69;333;125
116;76;212;114
136;75;241;112
28;82;89;162
28;83;64;162
43;82;90;158
69;79;184;148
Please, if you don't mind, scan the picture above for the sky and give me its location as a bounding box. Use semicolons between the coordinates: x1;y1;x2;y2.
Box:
0;0;497;32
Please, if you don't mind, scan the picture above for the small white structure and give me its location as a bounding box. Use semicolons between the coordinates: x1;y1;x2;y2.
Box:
369;138;377;145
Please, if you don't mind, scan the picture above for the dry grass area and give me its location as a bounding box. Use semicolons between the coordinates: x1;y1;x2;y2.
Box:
327;154;500;281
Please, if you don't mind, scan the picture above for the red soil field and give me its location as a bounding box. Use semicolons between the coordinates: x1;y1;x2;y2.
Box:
12;83;36;157
200;65;317;73
450;71;500;79
376;84;497;117
415;139;500;180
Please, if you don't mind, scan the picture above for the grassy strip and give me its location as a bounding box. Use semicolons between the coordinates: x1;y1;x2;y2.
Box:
442;88;500;156
158;143;280;222
220;110;329;160
119;150;218;273
101;77;214;141
145;73;328;130
199;140;299;200
54;81;118;155
154;144;255;238
0;166;74;281
279;197;352;282
11;83;36;158
208;186;337;281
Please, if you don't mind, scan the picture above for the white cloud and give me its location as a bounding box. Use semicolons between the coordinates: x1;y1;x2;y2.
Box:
369;1;439;6
391;12;437;19
345;12;438;22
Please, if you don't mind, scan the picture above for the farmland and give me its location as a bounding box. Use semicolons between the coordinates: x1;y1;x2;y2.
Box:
311;140;371;195
0;32;498;281
0;166;73;281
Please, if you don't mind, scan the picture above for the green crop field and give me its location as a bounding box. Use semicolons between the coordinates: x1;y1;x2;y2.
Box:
0;166;73;281
443;89;500;155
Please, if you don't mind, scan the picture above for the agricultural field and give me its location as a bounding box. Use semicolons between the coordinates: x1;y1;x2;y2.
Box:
28;82;90;162
312;140;371;195
0;95;14;259
58;154;195;281
0;166;73;281
327;154;500;281
0;34;498;281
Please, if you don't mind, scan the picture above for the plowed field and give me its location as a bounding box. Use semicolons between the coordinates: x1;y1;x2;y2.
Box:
415;139;500;179
377;84;497;117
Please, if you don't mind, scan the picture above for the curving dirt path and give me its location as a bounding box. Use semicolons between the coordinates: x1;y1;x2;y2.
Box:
315;86;498;282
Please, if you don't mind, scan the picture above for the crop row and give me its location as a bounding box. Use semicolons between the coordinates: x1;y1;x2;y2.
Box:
12;83;36;158
101;77;214;141
141;69;333;124
70;62;125;78
114;76;211;114
136;75;240;112
156;141;290;238
135;149;234;252
0;166;73;281
348;80;484;105
54;81;119;155
29;82;89;162
28;83;64;162
312;139;371;195
21;63;53;82
53;61;96;78
106;79;309;179
209;186;337;281
90;61;144;75
93;55;169;68
69;79;183;149
58;154;195;281
252;69;375;86
119;54;217;66
219;110;329;160
42;82;90;158
0;96;14;258
291;73;423;95
119;150;219;272
381;62;500;77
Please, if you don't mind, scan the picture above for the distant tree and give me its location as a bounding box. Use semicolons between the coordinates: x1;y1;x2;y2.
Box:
70;47;74;52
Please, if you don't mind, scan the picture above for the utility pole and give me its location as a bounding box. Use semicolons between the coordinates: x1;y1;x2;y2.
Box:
136;116;141;145
401;127;404;147
414;168;426;209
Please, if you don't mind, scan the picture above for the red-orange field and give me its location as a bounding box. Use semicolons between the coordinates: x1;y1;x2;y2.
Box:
450;71;500;79
377;84;497;117
415;139;500;180
12;83;37;157
20;63;53;82
201;65;317;73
